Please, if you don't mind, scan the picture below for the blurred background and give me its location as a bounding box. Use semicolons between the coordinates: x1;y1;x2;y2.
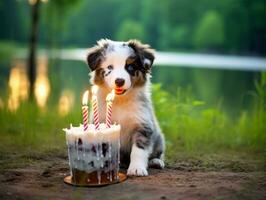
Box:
0;0;265;158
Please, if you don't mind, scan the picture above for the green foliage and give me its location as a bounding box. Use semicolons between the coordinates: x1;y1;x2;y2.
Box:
194;10;225;51
45;0;82;14
41;0;83;48
1;0;266;54
0;0;29;43
116;20;146;41
171;26;190;49
152;80;266;152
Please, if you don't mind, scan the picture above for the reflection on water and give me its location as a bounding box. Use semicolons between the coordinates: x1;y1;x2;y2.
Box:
58;90;75;116
4;57;257;113
8;57;51;111
8;60;29;111
34;57;50;108
7;57;76;113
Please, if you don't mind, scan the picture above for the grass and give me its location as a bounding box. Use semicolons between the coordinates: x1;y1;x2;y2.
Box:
153;74;266;153
0;102;79;151
0;73;265;171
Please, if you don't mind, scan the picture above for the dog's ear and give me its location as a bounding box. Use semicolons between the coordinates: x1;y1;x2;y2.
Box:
86;39;108;71
128;40;155;71
86;46;102;71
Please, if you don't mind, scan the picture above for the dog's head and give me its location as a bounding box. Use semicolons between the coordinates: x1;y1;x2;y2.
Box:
87;39;155;95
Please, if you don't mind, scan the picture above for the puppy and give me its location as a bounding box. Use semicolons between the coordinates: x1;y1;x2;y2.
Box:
86;39;165;176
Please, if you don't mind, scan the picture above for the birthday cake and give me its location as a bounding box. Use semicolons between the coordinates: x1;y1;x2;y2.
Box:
63;123;121;185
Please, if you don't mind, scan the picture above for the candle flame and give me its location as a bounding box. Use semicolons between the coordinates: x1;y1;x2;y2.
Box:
106;90;115;101
91;85;98;95
82;90;89;105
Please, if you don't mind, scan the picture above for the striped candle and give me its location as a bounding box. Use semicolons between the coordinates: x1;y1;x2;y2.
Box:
82;90;89;131
106;90;115;128
91;86;100;130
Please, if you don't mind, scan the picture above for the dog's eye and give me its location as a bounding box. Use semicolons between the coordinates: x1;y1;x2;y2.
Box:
125;64;136;76
107;65;113;70
127;65;134;72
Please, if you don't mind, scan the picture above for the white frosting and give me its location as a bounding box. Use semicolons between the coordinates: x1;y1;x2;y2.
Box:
63;123;121;183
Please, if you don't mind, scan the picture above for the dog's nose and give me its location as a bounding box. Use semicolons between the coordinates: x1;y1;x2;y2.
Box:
115;78;125;87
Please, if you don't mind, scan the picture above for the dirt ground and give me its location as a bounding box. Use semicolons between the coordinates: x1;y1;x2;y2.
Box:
0;153;265;200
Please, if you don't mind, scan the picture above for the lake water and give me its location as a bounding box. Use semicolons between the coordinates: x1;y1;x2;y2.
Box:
0;57;259;115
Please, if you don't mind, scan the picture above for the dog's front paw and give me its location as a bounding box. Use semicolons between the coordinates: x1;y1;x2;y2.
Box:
127;163;148;176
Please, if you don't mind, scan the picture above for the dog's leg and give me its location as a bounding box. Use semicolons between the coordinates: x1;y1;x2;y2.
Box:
148;134;165;169
127;126;152;176
127;143;149;176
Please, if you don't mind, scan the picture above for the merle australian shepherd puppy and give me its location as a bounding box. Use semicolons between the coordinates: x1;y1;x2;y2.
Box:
86;39;165;176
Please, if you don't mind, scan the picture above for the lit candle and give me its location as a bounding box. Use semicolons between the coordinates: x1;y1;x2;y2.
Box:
106;90;115;128
82;90;89;131
91;86;100;130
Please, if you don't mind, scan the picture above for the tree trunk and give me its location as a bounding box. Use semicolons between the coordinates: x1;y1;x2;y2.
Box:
28;0;41;101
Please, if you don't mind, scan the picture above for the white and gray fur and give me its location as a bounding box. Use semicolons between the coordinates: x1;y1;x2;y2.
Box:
86;39;165;176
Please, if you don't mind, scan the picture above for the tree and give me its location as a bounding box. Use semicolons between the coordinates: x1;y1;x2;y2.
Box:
27;0;82;100
116;20;146;41
28;0;41;100
194;10;225;51
171;25;190;49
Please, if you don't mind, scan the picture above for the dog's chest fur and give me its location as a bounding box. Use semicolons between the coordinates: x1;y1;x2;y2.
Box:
95;88;149;153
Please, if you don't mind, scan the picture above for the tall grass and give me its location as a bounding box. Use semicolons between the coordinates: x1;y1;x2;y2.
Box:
153;72;266;153
0;102;80;153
